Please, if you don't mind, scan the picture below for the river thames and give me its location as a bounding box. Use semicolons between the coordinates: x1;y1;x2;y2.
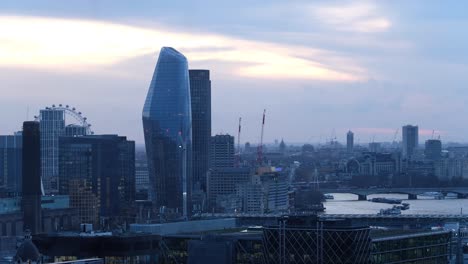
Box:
324;193;468;215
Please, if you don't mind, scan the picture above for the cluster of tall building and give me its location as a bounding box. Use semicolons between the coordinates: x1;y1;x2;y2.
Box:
0;105;136;232
142;47;291;218
339;124;468;186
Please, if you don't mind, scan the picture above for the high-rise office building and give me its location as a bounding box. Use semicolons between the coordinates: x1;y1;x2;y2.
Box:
347;131;354;153
59;135;135;226
0;133;22;194
38;106;91;194
211;135;235;168
189;70;211;193
135;157;149;193
142;47;192;218
39;108;65;194
402;125;418;159
22;121;42;235
425;139;442;160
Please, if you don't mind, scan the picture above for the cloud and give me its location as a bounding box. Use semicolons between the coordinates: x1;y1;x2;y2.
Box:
311;2;391;33
0;15;365;82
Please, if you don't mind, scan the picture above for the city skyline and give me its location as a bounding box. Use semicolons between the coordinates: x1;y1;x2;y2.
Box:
2;1;468;143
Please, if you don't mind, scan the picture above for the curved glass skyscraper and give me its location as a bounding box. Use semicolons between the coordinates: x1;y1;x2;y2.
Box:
143;47;192;219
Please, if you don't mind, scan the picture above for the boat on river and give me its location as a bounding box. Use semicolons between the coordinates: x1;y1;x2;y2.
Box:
370;197;402;204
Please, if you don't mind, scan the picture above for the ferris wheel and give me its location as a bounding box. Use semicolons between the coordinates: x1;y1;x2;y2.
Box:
34;104;94;135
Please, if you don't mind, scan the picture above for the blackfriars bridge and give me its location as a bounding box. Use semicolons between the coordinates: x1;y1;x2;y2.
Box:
319;187;468;200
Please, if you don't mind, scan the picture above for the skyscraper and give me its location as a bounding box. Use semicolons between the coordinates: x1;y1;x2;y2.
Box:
347;130;354;153
39;108;65;194
189;70;211;193
402;125;418;159
0;132;22;194
22;121;42;234
210;134;235;168
143;47;192;219
38;106;91;194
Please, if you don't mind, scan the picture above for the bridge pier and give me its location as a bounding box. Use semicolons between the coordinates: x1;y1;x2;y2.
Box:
358;194;367;201
408;194;418;200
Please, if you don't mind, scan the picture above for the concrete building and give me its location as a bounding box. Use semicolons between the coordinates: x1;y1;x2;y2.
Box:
425;139;442;160
210;134;235;168
237;168;289;214
402;125;418;159
207;168;251;212
434;157;465;182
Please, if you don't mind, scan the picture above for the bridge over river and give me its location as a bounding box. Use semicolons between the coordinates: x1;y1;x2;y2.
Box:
319;187;468;200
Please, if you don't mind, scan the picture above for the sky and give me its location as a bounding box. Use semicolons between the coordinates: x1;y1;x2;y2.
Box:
1;0;468;144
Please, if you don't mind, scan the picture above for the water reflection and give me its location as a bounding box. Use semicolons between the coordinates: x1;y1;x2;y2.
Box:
324;193;467;215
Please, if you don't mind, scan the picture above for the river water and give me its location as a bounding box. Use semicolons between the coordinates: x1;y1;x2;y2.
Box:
324;193;468;215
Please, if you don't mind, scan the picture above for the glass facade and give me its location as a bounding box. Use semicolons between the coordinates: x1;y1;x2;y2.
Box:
39;108;91;195
0;133;22;194
189;70;211;194
40;108;65;194
59;135;135;227
371;230;451;263
143;47;192;218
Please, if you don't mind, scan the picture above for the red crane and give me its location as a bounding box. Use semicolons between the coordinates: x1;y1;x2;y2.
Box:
257;109;266;165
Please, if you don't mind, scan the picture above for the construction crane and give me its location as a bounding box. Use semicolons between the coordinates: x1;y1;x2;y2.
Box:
257;109;266;166
235;117;242;167
392;128;399;143
237;117;242;154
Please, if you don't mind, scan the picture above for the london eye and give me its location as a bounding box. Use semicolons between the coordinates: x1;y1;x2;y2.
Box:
34;104;93;135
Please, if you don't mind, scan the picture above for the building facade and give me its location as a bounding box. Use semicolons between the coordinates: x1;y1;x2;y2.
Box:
39;108;65;194
0;133;22;194
211;135;235;169
207;167;251;212
39;107;91;194
59;135;135;227
135;156;149;194
189;69;211;194
142;47;192;218
425;139;442;160
21;121;42;235
347;130;354;153
402;125;419;159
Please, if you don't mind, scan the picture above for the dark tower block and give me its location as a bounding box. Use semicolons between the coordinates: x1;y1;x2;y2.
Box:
22;121;42;234
189;69;211;210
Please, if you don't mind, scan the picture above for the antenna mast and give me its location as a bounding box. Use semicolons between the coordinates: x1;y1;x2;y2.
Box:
257;109;266;165
235;117;242;167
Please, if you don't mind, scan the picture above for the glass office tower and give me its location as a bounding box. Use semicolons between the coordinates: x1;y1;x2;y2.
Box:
40;108;65;194
189;70;211;193
143;47;192;219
